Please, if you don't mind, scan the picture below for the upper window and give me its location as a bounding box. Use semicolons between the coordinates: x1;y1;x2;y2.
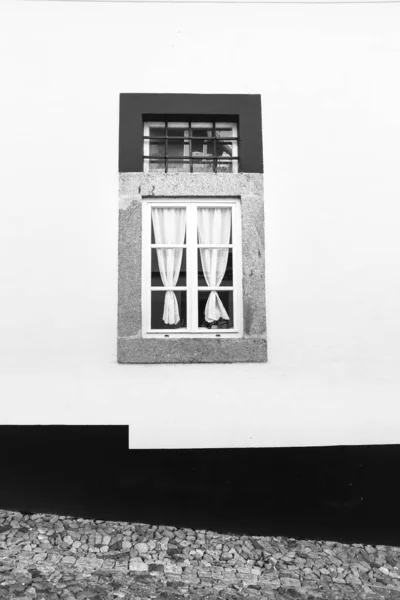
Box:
143;120;239;174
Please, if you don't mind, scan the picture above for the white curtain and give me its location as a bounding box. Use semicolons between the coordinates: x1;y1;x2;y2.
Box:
152;208;186;325
197;208;231;323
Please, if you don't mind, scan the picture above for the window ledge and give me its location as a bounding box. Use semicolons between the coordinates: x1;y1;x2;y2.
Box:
118;337;267;364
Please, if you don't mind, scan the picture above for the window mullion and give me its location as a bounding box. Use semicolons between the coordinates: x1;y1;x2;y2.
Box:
148;204;152;333
233;201;243;335
187;203;197;332
213;120;217;173
189;122;193;173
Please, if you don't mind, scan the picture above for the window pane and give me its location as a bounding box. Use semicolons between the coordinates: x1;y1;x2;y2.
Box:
192;159;214;173
197;207;232;244
192;123;213;138
151;249;186;287
167;160;190;173
148;125;166;137
151;291;187;330
197;248;233;287
167;123;189;137
192;138;213;157
215;129;234;138
216;140;233;158
216;161;233;173
198;291;234;329
149;160;165;172
168;139;190;158
149;140;165;158
151;207;186;244
215;123;236;137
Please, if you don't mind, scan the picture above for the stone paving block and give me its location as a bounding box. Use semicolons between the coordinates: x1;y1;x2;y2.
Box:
164;563;183;575
76;557;104;570
129;560;148;572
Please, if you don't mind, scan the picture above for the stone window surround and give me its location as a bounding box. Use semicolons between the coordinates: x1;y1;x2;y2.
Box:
118;172;267;364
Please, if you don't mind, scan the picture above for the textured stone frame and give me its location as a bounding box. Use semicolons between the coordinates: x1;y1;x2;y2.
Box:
118;173;267;363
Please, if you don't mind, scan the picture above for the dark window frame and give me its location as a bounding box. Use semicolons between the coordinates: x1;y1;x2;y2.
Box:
119;94;263;174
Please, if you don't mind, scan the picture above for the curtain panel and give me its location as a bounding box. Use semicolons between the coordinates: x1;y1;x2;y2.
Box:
152;208;186;325
197;208;231;323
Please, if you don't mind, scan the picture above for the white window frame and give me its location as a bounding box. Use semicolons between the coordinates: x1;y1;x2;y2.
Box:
142;198;243;339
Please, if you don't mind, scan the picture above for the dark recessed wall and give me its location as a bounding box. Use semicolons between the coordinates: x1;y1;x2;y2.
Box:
119;94;263;174
2;427;400;546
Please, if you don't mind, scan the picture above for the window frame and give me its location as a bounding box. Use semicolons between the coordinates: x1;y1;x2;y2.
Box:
142;198;243;339
143;120;239;174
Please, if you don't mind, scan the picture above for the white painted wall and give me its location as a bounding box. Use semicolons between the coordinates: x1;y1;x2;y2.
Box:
1;0;400;448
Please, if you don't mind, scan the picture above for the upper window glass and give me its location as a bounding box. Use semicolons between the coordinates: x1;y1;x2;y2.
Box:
143;120;238;174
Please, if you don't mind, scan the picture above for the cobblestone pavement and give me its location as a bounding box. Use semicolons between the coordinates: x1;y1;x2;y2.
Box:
1;509;400;600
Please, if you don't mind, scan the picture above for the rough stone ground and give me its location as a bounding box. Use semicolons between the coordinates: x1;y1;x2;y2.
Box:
1;509;400;599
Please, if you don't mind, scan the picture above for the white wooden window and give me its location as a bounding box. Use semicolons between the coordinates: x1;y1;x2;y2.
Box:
142;199;243;338
143;121;239;174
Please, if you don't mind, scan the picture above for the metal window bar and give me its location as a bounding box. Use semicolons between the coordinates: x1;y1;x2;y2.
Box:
146;160;238;174
144;155;238;160
189;121;193;174
213;121;216;173
165;121;168;173
143;136;238;140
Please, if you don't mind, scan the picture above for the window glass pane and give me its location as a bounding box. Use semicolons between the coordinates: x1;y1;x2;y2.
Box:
198;291;234;329
148;125;166;137
197;248;233;287
197;207;232;244
149;160;165;172
215;123;236;137
216;161;233;174
216;140;233;158
167;160;190;173
167;123;189;137
168;139;190;158
151;207;186;244
192;123;213;138
192;138;214;157
192;159;214;173
149;140;165;157
151;249;186;287
151;291;187;330
192;122;213;129
215;129;234;138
